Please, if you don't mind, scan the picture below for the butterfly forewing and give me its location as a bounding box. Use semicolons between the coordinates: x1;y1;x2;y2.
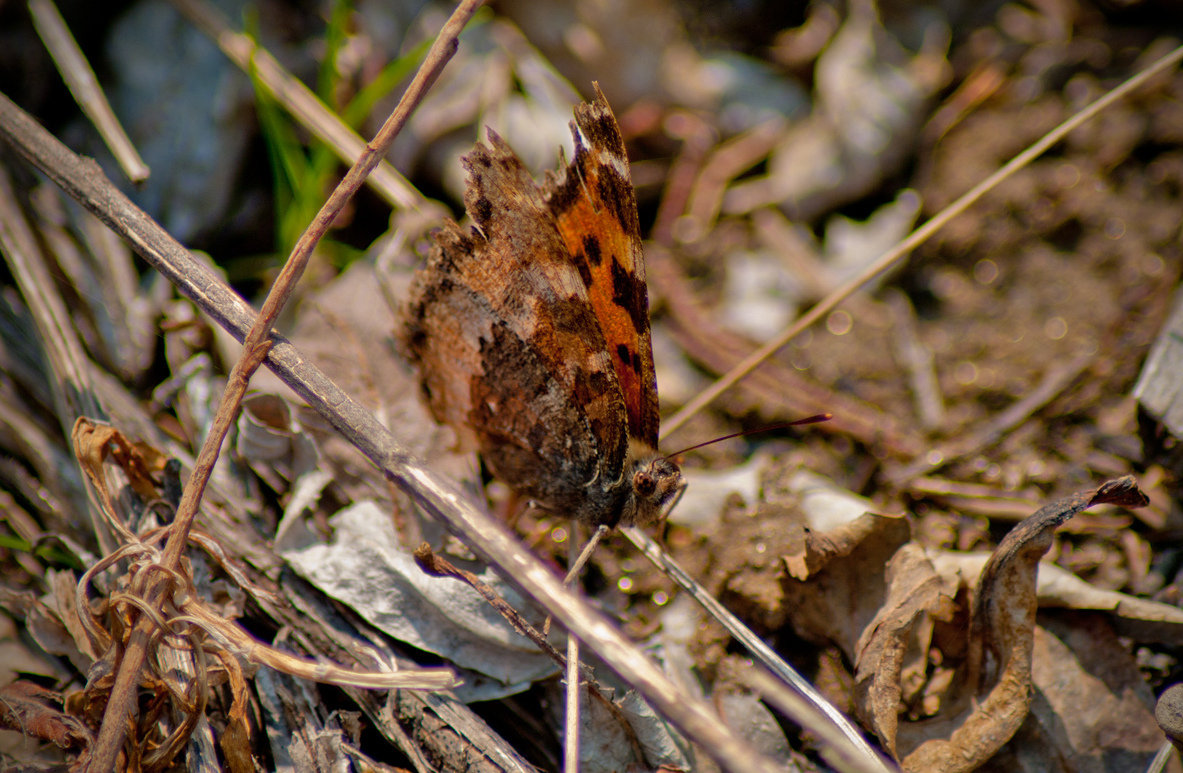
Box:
544;85;662;449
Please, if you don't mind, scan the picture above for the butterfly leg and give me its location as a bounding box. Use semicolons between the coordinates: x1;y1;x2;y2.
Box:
660;478;689;523
543;522;610;638
562;523;610;586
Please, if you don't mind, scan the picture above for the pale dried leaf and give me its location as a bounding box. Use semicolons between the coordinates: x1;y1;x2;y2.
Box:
716;690;796;770
546;686;688;773
724;5;941;218
784;510;910;582
280;501;556;697
985;615;1164;773
930;551;1183;643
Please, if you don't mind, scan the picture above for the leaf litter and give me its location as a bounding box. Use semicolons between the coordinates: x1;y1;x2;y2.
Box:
1;1;1183;771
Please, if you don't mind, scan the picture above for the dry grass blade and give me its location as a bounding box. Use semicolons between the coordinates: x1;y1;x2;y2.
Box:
565;523;582;773
27;0;149;182
745;667;896;773
413;543;576;674
169;0;427;212
0;163;109;550
414;541;645;771
885;349;1096;486
623;524;883;765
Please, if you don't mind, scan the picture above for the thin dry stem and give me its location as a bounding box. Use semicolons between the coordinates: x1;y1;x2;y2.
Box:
28;0;149;182
746;667;897;773
565;518;582;773
622;524;881;762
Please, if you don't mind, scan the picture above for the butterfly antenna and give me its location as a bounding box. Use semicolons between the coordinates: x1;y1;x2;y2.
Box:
662;413;831;460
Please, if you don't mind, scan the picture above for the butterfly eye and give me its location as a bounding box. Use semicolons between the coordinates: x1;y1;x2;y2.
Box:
633;470;657;497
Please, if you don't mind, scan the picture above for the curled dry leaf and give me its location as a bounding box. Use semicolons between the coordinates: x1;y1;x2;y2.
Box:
784;509;910;582
773;474;1153;771
778;500;957;761
900;476;1149;772
853;543;955;760
929;550;1183;643
72;417;167;512
215;649;254;773
781;510;914;651
984;613;1165;772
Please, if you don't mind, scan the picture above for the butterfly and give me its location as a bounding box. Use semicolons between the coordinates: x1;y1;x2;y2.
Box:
399;84;683;528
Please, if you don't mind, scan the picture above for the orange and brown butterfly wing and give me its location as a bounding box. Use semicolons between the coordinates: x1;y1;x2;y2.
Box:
399;131;634;524
543;84;661;449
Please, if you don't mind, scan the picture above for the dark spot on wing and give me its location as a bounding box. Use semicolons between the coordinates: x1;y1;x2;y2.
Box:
569;359;620;445
582;234;603;266
471;195;493;226
546;168;581;215
610;258;649;334
574;257;593;290
548;293;590;334
595;169;640;235
575;101;628;161
526;420;550;451
477;323;550;401
588;366;615;395
616;343;638;373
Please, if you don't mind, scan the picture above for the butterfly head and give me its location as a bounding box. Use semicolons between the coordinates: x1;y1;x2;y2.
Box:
625;440;684;526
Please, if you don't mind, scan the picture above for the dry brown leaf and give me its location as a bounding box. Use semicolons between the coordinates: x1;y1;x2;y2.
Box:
853;543;955;759
778;476;1152;770
48;567;101;664
217;650;255;773
899;477;1148;772
24;578;95;677
783;510;909;582
781;511;912;651
72;417;164;506
983;614;1166;773
929;550;1183;643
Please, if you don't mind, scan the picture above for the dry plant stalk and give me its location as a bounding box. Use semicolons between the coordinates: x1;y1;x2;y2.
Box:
70;420;458;769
